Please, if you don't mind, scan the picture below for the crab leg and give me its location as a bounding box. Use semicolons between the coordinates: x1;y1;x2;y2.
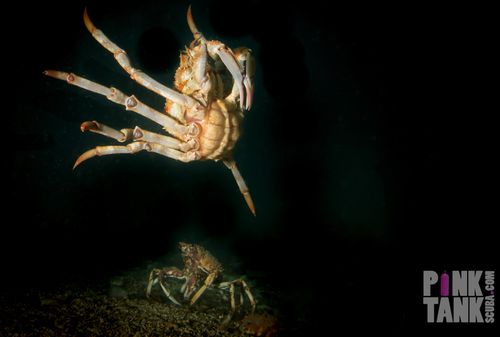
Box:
157;280;181;305
229;284;236;310
234;48;255;110
82;8;196;108
239;279;256;313
218;279;256;325
146;269;162;298
226;71;253;111
215;45;255;110
80;121;133;142
147;278;158;295
219;279;256;313
80;121;197;153
182;277;199;300
133;127;199;152
73;141;148;169
147;270;182;305
223;160;256;216
74;136;197;169
190;272;217;305
43;71;188;139
219;283;237;326
212;45;246;110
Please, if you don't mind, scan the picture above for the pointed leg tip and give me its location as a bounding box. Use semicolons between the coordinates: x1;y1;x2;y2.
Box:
73;155;86;170
247;201;256;216
244;193;256;216
83;7;95;33
73;149;97;170
83;7;89;22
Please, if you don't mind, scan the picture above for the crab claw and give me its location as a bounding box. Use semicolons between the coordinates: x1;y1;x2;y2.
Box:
243;76;254;110
217;47;255;111
216;47;246;110
187;6;253;110
235;48;255;110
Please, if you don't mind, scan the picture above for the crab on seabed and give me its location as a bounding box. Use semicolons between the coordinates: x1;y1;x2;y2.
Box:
146;242;256;324
43;6;256;215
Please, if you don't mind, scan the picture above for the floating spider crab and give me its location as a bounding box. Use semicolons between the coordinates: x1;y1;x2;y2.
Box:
147;242;256;324
44;6;256;215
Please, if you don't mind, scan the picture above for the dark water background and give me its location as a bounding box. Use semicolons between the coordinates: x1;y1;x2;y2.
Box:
6;0;496;335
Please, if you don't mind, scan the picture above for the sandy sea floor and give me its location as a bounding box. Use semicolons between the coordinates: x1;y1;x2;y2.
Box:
0;262;280;337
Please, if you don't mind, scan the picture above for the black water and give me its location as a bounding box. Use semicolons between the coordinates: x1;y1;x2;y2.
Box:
6;0;496;335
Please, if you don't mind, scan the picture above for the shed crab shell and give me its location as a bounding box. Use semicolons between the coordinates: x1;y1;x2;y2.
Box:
43;6;256;215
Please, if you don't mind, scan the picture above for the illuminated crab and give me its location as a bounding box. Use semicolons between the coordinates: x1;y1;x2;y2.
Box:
146;242;256;324
44;7;256;215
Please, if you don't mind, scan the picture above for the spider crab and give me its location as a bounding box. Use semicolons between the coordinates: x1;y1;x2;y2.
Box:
147;242;256;324
44;7;256;215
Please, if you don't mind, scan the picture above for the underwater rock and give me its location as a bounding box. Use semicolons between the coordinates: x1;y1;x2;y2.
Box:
240;313;278;337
